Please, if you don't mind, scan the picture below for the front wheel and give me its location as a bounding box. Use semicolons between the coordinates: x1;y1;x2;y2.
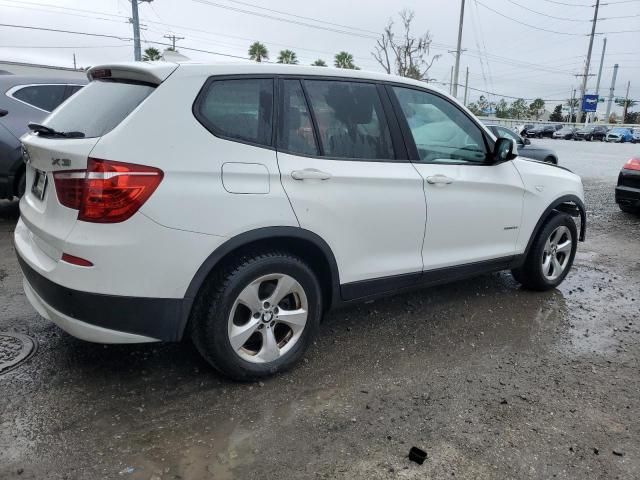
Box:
191;251;322;380
512;213;577;291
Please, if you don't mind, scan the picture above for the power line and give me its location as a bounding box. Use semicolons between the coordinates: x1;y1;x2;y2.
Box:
505;0;591;21
191;0;377;39
536;0;592;6
475;0;589;35
0;0;128;19
0;23;133;41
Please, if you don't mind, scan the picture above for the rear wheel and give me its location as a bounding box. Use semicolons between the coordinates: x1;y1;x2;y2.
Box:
191;251;322;380
512;213;577;291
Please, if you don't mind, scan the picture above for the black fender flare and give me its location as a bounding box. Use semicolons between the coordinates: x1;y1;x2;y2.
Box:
177;226;341;339
523;194;586;258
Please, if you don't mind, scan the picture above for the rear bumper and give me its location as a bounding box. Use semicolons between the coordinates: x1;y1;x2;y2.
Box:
615;185;640;208
17;252;185;342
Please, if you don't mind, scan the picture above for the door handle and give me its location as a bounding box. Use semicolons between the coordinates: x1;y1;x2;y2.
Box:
291;169;332;181
426;175;454;185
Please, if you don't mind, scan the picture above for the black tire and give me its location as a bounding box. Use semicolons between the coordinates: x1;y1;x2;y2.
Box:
511;212;578;291
15;169;26;198
191;251;322;381
619;204;638;214
544;156;556;165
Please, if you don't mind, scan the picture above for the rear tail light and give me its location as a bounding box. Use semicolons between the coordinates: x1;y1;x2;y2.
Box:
53;158;163;223
623;158;640;172
61;253;94;267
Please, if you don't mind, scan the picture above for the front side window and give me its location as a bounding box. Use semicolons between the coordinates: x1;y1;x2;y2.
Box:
277;79;318;156
392;86;487;164
495;126;522;144
304;80;394;160
12;84;67;112
196;78;274;147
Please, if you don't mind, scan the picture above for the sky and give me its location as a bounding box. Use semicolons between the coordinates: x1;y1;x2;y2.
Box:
0;0;638;113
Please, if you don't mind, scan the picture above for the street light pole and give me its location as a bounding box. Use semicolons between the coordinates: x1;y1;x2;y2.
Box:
452;0;465;98
605;63;618;121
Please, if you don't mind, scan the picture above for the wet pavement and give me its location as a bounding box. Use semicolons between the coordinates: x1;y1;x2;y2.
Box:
1;140;639;479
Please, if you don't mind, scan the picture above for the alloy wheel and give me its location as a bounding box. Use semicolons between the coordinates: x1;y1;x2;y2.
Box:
227;273;308;363
541;225;573;281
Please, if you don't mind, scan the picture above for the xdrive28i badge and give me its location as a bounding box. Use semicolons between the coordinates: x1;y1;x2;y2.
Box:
51;158;71;167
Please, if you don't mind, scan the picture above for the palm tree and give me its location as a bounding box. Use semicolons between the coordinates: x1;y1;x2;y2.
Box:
334;51;358;69
277;49;298;64
248;41;269;62
311;59;327;67
142;47;161;61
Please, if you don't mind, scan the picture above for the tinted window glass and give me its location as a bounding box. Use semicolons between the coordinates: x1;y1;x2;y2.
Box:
495;126;522;144
304;80;394;160
13;85;67;112
63;85;83;100
392;87;487;164
43;80;154;138
277;80;318;156
196;78;273;146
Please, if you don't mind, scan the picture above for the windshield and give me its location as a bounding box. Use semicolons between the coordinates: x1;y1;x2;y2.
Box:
42;79;155;138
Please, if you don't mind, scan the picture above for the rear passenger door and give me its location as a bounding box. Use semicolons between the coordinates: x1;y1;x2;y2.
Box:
276;78;426;297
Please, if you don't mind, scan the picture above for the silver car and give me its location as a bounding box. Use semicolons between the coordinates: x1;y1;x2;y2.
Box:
487;125;559;164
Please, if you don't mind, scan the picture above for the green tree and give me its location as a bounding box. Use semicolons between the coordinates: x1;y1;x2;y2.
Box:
334;51;358;69
529;98;545;120
466;102;482;116
549;104;563;122
248;41;269;62
616;98;637;123
142;47;161;61
277;49;298;64
311;59;327;67
495;99;509;118
509;98;528;119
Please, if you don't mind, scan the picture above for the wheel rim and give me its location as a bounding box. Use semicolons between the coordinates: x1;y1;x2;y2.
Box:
228;273;308;364
541;226;573;281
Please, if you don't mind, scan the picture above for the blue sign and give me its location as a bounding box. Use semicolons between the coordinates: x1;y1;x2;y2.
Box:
582;94;599;112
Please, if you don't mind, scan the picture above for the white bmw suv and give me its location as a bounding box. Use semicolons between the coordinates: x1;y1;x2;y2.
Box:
16;62;586;380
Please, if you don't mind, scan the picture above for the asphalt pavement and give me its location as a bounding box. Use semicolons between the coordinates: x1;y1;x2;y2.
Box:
0;139;639;479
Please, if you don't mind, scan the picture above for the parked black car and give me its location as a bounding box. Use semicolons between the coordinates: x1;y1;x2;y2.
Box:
526;124;562;138
0;75;85;199
574;125;608;141
615;157;640;213
487;125;558;164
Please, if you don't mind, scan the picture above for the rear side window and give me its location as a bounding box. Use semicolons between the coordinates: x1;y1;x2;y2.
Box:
42;80;154;138
195;78;274;147
304;80;394;160
277;79;318;156
12;85;67;112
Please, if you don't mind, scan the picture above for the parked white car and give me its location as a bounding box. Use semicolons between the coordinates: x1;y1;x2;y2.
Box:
16;62;586;379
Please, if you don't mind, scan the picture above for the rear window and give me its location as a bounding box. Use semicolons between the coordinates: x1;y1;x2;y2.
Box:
42;80;154;138
12;84;67;112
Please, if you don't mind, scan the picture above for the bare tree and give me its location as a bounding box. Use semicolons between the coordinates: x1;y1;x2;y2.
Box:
372;10;440;81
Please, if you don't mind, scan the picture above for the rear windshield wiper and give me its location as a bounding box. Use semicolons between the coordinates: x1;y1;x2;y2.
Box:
27;122;85;138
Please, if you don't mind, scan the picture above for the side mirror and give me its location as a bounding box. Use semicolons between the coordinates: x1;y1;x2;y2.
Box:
493;137;517;163
0;109;7;118
524;137;531;145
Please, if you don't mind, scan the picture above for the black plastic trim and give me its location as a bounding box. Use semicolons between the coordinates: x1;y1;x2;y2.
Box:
17;254;183;341
524;195;587;258
341;256;521;302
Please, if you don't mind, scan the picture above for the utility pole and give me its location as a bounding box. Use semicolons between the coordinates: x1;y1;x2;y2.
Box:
622;80;631;123
452;0;465;98
605;63;618;121
72;53;76;70
449;66;454;94
130;0;153;61
570;88;576;123
595;38;606;96
579;0;600;117
464;66;469;106
163;34;184;51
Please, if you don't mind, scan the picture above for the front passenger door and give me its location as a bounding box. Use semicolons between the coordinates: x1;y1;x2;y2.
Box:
389;86;525;271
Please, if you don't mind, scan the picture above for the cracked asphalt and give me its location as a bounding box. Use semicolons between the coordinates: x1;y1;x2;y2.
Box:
0;139;639;479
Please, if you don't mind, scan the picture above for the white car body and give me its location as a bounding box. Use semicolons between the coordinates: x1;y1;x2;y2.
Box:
15;62;586;347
